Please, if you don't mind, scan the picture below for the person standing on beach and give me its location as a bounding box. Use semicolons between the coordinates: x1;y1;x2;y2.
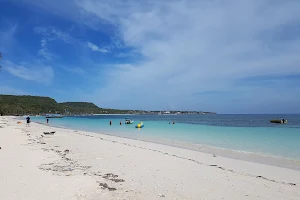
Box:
26;116;30;127
46;118;49;124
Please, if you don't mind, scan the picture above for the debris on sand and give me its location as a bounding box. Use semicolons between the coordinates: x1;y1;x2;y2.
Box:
99;183;117;191
109;178;125;183
92;171;102;176
103;173;118;179
43;131;55;135
103;173;125;182
39;148;91;176
39;161;91;175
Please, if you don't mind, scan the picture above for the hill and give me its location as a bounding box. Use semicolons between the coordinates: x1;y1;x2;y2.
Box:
0;95;111;115
0;95;136;115
59;102;102;114
0;95;216;116
0;95;61;115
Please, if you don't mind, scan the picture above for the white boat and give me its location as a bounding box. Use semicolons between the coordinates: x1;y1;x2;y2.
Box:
125;118;134;124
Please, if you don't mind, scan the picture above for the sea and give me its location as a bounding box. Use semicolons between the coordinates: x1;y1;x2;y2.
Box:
31;114;300;161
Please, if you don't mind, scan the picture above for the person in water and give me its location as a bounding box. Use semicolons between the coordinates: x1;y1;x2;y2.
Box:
26;116;30;127
47;118;49;124
110;120;112;126
120;121;122;125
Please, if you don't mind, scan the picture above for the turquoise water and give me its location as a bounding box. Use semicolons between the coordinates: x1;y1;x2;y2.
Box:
31;114;300;160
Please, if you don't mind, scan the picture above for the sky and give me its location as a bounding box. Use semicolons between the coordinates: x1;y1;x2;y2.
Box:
1;0;300;114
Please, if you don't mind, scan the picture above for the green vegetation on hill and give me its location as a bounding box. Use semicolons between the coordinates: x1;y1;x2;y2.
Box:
0;95;107;115
0;94;216;116
59;102;103;114
0;95;61;115
0;95;134;115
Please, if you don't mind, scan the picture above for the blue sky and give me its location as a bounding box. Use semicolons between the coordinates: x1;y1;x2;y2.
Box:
1;0;300;114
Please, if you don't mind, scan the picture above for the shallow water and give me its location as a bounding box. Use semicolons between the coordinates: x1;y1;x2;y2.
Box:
31;114;300;160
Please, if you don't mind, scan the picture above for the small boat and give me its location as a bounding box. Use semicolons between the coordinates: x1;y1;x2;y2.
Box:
135;122;144;128
125;118;134;124
270;119;287;124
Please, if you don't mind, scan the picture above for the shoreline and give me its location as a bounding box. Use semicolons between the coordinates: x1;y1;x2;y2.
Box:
1;116;300;199
34;120;300;171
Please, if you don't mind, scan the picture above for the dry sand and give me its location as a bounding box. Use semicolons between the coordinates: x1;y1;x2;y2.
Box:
1;116;300;200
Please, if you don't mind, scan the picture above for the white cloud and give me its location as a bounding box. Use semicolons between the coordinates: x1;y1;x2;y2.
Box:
38;38;53;60
16;0;300;112
4;60;54;84
34;26;73;43
34;26;74;60
87;41;108;53
110;36;124;49
74;0;300;110
116;53;127;58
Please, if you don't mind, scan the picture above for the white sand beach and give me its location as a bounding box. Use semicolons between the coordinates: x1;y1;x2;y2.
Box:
1;116;300;200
